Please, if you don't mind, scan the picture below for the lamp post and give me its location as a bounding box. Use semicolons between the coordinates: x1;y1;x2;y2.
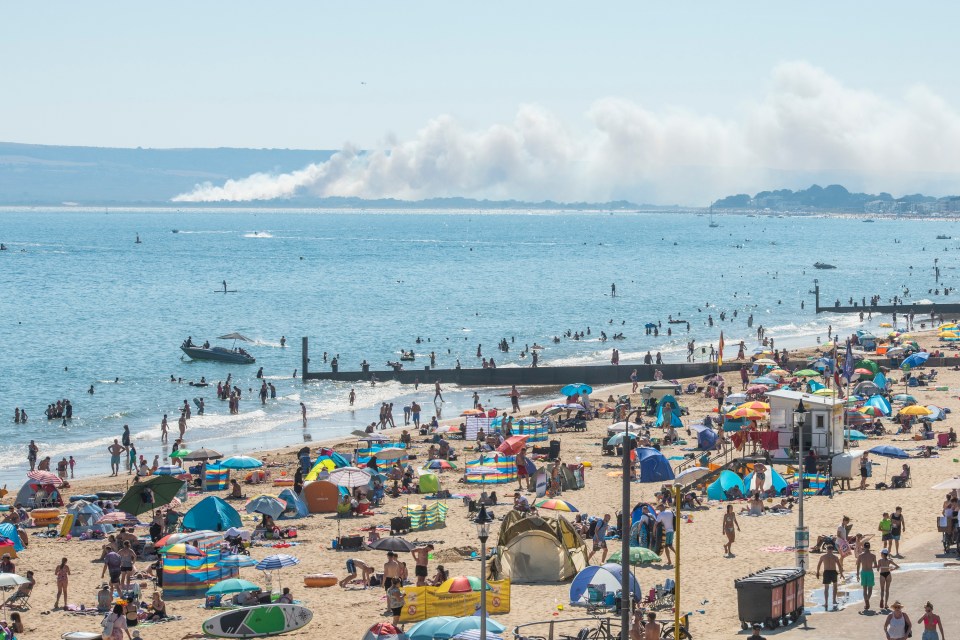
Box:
673;481;682;640
793;400;809;572
475;505;494;639
616;406;642;640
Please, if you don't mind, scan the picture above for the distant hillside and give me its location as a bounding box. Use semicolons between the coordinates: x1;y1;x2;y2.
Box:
0;142;336;205
712;184;958;214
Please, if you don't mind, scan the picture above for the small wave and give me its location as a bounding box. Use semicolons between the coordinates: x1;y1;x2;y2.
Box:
243;232;273;238
176;230;233;234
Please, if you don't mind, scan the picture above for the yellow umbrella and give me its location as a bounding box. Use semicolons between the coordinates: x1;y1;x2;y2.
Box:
737;401;770;412
900;405;932;416
769;369;790;377
941;323;957;329
726;407;765;420
813;388;838;397
939;332;957;338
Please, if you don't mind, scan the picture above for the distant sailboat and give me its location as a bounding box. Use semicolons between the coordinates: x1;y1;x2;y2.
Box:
135;233;142;244
709;206;720;228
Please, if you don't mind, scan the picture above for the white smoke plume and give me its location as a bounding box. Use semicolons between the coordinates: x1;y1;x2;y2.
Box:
173;62;960;205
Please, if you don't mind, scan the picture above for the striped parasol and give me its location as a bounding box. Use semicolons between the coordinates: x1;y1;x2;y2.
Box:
26;470;62;487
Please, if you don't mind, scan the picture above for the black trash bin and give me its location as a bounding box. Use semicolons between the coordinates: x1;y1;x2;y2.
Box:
734;566;805;629
548;440;560;460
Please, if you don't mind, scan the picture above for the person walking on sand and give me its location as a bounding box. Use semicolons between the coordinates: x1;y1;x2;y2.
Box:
588;513;611;564
300;402;307;428
877;548;900;610
722;505;740;556
816;546;844;611
53;557;70;609
884;601;911;640
510;385;521;413
107;440;125;477
434;381;444;403
160;414;169;443
918;601;945;640
890;506;906;557
856;541;878;611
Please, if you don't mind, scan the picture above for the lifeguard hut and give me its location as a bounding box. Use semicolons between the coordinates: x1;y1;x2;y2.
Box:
766;389;845;457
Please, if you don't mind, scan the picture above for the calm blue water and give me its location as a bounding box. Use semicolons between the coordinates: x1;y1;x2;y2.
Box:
0;209;955;485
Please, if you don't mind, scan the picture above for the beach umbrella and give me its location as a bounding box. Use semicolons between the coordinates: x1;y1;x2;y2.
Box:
854;382;882;396
117;475;186;516
452;631;502;640
844;429;868;441
245;495;285;519
364;623;410;640
901;352;930;370
845;412;871;426
754;358;777;366
858;406;883;416
154;465;182;476
725;407;764;420
891;394;917;404
607;421;642;433
169;449;191;459
931;478;960;490
813;389;838;397
899;405;932;416
328;466;373;488
423;459;457;471
96;511;136;525
869;445;910;459
161;543;203;556
206;578;259;596
26;470;63;487
184;447;223;461
0;574;28;590
606;432;638;446
793;369;821;378
436;576;490;593
373;447;408;462
408;617;458;640
751;376;778;385
257;553;299;591
433;616;506;639
217;554;258;569
534;498;579;512
856;360;880;374
368;537;417;553
746;385;770;395
497;435;529;455
550;403;586;411
608;546;661;565
560;383;593;396
854;367;876;376
736;401;770;412
154;532;190;548
768;369;789;377
674;466;712;484
220;456;264;470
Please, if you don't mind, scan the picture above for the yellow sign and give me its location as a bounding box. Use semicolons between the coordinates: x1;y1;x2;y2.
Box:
399;579;511;622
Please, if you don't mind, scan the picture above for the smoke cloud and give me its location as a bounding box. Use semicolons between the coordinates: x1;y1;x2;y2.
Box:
173;62;960;205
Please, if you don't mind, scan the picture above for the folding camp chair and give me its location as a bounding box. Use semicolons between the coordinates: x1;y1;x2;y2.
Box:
6;587;31;611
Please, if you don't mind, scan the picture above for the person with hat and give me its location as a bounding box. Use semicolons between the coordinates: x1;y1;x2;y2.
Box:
877;548;901;611
883;601;912;640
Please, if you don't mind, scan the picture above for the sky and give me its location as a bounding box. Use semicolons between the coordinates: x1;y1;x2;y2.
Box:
4;2;960;204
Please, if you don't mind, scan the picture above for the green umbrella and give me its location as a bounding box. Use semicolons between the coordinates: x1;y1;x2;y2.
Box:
794;369;821;377
206;578;260;596
169;449;191;458
855;359;879;375
608;547;661;565
117;475;185;516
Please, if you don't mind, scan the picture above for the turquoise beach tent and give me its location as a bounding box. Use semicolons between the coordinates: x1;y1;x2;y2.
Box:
655;395;683;428
277;488;308;519
873;372;888;390
743;468;788;495
0;523;24;552
182;496;242;532
866;394;892;416
707;470;745;500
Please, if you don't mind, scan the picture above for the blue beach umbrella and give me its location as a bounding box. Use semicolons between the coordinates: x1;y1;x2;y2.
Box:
154;465;181;476
220;455;264;470
408;618;458;640
217;554;258;569
607;432;638;446
869;445;910;459
560;383;593;396
901;352;930;370
434;616;507;639
844;429;868;441
751;376;777;385
206;578;260;596
256;553;300;571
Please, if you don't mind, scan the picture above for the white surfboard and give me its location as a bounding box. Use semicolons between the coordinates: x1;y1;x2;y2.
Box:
62;633;104;640
203;604;313;638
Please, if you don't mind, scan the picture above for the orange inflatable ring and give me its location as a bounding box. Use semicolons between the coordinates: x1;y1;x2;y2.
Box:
304;573;337;588
31;508;60;519
244;470;267;482
273;479;294;487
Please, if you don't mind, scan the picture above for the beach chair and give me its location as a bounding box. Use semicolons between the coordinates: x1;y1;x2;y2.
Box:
584;585;608;614
6;585;31;610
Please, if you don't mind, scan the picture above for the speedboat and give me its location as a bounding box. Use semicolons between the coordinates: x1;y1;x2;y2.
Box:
813;262;836;270
181;344;255;364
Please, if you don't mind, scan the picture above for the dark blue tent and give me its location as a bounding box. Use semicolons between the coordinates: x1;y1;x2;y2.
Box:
696;427;718;450
634;447;675;483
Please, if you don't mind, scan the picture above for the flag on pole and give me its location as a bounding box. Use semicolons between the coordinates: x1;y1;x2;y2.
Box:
717;332;724;367
842;339;854;383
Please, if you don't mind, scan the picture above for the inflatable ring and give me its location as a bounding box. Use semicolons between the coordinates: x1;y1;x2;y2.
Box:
273;479;294;487
304;573;337;588
96;491;123;499
31;508;60;519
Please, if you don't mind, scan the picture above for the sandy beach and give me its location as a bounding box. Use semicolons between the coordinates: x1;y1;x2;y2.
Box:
9;328;960;640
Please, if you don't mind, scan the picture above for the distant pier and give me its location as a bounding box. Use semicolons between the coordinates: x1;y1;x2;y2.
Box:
811;281;960;316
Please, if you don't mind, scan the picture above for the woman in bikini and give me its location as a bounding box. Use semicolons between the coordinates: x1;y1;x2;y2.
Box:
876;548;900;610
918;601;945;640
53;557;70;609
723;505;740;556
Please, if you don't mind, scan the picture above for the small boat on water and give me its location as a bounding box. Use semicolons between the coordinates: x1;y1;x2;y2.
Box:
813;262;837;270
180;332;256;364
863;219;875;223
936;235;951;240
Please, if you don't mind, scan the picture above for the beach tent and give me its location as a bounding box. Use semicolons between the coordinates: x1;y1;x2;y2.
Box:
182;496;241;532
162;530;236;598
693;426;718;450
301;480;340;513
14;480;62;507
655;395;683;428
0;524;25;553
723;418;747;433
569;563;642;605
418;473;440;494
866;394;892;416
276;488;308;519
926;405;947;421
67;500;114;536
491;511;587;583
873;372;888;390
707;470;745;500
633;448;675;483
743;468;788;495
853;382;881;397
203;463;230;491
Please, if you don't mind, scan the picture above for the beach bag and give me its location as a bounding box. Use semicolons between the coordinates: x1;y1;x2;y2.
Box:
101;612;116;638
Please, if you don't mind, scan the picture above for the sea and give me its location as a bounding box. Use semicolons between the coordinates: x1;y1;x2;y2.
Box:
0;208;955;487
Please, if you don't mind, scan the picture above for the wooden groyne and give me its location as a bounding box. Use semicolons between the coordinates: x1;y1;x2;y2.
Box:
812;282;960;316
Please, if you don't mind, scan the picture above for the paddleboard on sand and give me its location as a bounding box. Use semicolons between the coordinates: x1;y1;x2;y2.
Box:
203;604;313;638
62;633;104;640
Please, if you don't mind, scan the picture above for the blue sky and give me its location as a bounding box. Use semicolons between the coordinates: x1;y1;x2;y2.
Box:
4;3;960;203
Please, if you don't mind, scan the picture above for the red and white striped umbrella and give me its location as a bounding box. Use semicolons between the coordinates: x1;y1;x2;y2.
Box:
26;470;63;487
96;511;135;524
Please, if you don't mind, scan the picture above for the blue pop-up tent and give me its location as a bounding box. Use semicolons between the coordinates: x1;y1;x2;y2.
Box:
707;470;745;500
182;496;242;532
570;564;642;604
633;447;675;483
277;488;308;519
655;395;683;428
866;394;892;416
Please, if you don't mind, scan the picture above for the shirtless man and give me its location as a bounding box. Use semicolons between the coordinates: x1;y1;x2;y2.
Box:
816;546;844;611
434;381;443;403
160;415;168;443
411;544;434;586
722;505;740;556
107;440;126;477
382;552;402;590
339;558;374;588
643;612;660;640
856;541;878;611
